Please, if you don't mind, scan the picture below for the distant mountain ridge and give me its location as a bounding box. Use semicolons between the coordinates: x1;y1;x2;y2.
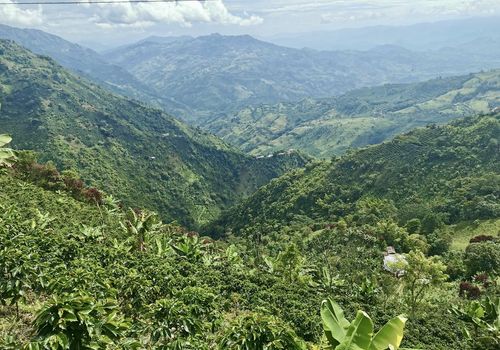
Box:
2;24;500;127
268;16;500;51
104;32;500;123
0;39;307;227
205;70;500;158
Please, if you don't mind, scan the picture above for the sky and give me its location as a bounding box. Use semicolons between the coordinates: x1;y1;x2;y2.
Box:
1;0;500;47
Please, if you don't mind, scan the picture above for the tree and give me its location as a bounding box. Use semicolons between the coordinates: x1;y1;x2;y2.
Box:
403;251;448;317
0;247;36;318
465;241;500;276
122;209;158;251
321;298;407;350
0;135;16;167
273;243;306;283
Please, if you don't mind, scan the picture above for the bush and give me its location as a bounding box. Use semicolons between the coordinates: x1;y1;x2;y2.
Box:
465;241;500;276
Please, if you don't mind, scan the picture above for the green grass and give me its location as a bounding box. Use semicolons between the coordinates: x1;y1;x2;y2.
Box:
450;219;500;251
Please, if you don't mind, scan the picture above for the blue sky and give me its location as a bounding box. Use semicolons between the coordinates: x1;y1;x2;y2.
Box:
1;0;500;46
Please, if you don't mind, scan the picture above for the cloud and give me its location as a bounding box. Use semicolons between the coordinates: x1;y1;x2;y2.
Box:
0;1;43;26
83;0;263;28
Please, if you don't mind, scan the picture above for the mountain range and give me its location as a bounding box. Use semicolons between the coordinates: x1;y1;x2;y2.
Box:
0;39;306;227
2;23;500;127
268;16;500;51
104;33;500;123
206;70;500;157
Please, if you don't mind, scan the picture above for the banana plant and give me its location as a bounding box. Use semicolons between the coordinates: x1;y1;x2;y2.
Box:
321;298;407;350
450;296;500;348
0;134;16;167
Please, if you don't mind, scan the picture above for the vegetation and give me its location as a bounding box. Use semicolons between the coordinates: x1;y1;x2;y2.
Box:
211;113;500;236
0;134;15;166
207;70;500;158
0;31;498;350
104;34;500;123
0;39;306;228
321;298;406;350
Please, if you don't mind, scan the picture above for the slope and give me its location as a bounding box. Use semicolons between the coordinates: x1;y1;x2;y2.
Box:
0;39;307;227
206;71;500;158
0;139;480;350
210;113;500;236
0;24;184;112
105;33;500;123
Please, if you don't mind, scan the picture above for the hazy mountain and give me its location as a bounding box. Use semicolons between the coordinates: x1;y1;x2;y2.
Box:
105;33;500;123
268;16;500;51
206;70;500;158
0;40;307;227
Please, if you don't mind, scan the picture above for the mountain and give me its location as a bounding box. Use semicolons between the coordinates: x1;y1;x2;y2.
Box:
0;39;307;227
105;33;500;123
268;16;500;51
206;70;500;158
0;24;186;111
209;113;500;237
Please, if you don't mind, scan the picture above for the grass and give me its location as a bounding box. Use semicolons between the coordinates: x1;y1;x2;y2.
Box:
450;219;500;251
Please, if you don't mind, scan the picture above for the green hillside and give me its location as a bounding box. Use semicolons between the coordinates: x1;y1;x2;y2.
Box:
1;118;498;349
0;24;173;108
207;71;500;158
0;40;306;227
210;113;500;237
105;34;500;123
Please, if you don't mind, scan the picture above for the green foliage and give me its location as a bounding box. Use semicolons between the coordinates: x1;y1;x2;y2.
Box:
0;134;15;166
217;312;306;350
321;298;407;350
0;40;307;227
212;114;500;240
465;241;500;276
403;251;448;317
451;296;500;349
206;71;500;158
32;293;129;349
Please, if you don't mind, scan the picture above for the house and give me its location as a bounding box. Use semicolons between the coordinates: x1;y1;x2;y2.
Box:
383;246;407;277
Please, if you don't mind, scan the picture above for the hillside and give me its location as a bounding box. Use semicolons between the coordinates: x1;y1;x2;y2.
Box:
0;39;306;227
206;71;500;158
105;33;500;123
210;113;500;236
0;24;188;113
1;120;497;350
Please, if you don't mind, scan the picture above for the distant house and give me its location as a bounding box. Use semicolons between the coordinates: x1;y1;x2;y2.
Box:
383;246;407;277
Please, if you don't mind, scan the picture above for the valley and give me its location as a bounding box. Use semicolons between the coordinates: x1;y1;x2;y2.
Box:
0;11;499;350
